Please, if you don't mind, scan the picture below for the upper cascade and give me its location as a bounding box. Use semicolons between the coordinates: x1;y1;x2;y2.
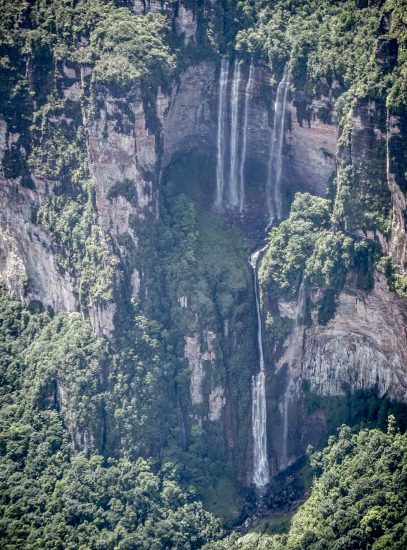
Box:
267;65;290;222
229;58;242;208
215;56;229;209
215;58;253;213
239;62;254;213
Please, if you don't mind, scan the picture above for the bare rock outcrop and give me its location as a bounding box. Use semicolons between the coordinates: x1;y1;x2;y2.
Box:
277;274;407;403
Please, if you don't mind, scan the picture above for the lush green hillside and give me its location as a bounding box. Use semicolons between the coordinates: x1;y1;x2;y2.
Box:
0;288;223;549
1;285;406;547
207;421;407;549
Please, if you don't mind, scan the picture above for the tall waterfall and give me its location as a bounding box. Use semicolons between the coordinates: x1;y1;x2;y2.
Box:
215;57;229;208
215;58;253;212
239;62;254;213
267;66;290;221
229;59;242;207
250;249;270;488
281;278;305;469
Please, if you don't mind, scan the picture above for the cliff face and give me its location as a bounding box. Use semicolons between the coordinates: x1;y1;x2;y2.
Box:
272;272;407;466
0;122;78;313
266;93;407;472
286;87;337;198
0;45;340;487
1;0;406;499
388;109;407;268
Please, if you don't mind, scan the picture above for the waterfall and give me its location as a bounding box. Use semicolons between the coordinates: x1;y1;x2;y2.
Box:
215;58;253;212
239;62;254;213
215;57;229;209
228;59;241;208
281;278;305;469
250;249;270;488
267;66;290;221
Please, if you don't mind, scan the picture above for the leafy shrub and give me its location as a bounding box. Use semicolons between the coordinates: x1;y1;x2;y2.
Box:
260;193;352;301
89;10;176;88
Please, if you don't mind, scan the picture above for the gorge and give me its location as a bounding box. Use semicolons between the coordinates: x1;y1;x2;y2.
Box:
0;1;407;548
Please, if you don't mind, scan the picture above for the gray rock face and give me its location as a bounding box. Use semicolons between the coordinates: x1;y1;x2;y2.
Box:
0;118;77;313
278;274;407;403
175;5;197;45
162;61;217;167
285;99;337;198
375;37;398;70
88;88;158;225
269;273;407;471
350;98;387;166
132;0;167;14
387;111;407;269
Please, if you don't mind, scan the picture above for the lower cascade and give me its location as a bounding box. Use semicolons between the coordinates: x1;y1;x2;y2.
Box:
250;249;270;488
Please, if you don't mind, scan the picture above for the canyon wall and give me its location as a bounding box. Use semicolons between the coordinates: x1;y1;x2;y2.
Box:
265;93;407;473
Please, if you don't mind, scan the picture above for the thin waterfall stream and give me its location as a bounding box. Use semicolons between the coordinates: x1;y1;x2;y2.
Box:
239;62;254;213
215;57;229;208
250;248;270;488
229;59;241;207
267;66;290;221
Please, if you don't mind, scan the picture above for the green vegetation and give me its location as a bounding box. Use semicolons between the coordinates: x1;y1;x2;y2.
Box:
2;285;405;550
260;193;358;299
38;193;119;306
260;193;332;301
0;1;177;94
1;1;406;547
238;0;406;112
304;387;407;437
333;162;391;236
89;10;176;88
237;0;406;236
157;156;255;525
377;255;407;297
260;192;382;329
0;287;223;549
207;421;407;549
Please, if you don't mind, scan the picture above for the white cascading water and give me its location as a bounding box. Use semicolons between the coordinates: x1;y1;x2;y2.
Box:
215;57;229;209
250;249;270;488
229;59;241;207
238;62;254;213
267;65;290;221
215;58;255;212
281;277;306;469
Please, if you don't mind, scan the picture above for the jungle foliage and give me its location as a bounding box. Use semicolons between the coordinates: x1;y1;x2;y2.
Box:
0;287;223;549
260;192;378;304
207;421;407;549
